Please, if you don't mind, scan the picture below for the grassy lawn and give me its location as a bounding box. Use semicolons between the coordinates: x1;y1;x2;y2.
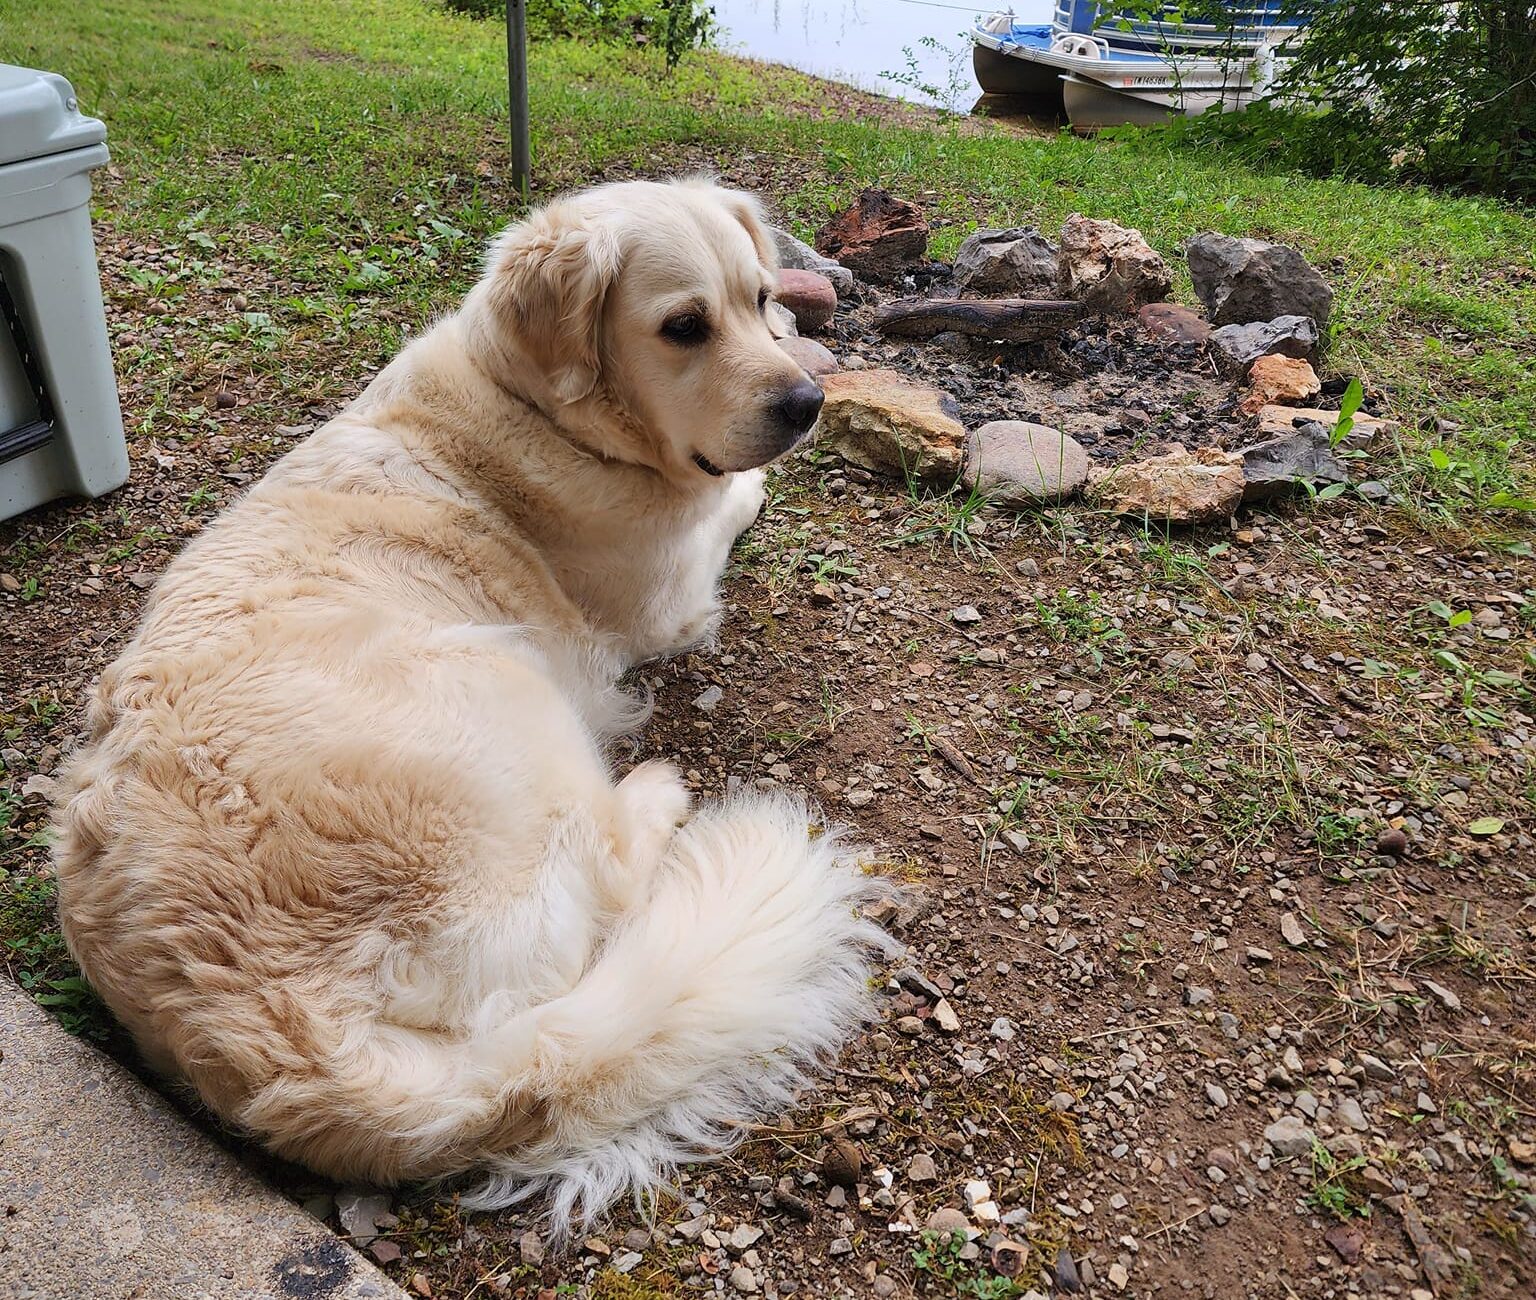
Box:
3;3;1535;1296
9;0;1535;512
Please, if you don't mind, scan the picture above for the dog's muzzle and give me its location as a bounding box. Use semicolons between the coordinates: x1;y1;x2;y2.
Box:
692;379;825;476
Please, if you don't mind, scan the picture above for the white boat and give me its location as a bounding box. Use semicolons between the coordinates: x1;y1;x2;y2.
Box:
971;2;1302;128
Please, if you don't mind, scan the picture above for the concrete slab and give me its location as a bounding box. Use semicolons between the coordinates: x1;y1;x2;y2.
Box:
0;979;406;1300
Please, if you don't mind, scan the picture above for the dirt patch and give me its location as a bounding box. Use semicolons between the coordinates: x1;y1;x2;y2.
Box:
820;285;1243;465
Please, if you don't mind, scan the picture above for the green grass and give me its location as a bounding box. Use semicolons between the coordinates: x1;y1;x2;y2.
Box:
6;0;1534;514
0;866;113;1041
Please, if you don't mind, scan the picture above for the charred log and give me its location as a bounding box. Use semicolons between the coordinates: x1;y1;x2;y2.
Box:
874;297;1085;343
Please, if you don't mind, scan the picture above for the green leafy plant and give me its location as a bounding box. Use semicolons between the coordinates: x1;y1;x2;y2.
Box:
884;471;993;558
0;871;112;1042
1297;476;1350;504
910;1230;1021;1299
806;551;859;584
1027;590;1126;670
340;257;392;293
1427;601;1474;629
657;0;712;71
1279;0;1536;199
442;0;664;38
1330;378;1364;449
1306;1140;1372;1221
879;35;972;115
184;483;217;514
442;0;714;65
1313;811;1363;856
217;311;285;351
0;791;20;837
1429;648;1527;727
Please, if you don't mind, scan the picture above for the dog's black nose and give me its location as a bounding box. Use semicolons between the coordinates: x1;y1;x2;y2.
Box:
775;379;824;435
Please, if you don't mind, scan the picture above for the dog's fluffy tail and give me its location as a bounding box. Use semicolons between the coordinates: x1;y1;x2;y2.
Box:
460;792;890;1224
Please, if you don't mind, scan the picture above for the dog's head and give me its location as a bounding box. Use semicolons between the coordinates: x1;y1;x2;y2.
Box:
467;178;823;481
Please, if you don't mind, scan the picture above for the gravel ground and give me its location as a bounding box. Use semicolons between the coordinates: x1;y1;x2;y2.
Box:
2;200;1533;1300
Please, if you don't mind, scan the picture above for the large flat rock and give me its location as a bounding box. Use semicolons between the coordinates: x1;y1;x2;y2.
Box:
816;369;965;481
0;980;405;1300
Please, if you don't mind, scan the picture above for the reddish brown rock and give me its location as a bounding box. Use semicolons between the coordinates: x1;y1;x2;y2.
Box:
773;269;837;332
777;335;840;377
991;1239;1031;1279
1137;302;1211;344
820;1139;863;1188
1240;354;1321;415
1323;1223;1365;1265
1057;214;1172;314
816;369;964;480
814;189;929;284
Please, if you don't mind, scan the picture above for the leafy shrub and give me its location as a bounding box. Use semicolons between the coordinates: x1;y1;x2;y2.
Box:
440;0;631;34
1158;0;1535;200
440;0;712;59
656;0;714;70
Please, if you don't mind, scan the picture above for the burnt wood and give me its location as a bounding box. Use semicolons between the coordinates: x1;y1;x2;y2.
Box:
874;297;1084;343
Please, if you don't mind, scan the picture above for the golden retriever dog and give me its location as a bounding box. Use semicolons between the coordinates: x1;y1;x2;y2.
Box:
53;179;887;1224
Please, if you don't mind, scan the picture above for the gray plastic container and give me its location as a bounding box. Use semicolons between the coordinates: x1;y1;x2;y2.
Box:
0;63;127;522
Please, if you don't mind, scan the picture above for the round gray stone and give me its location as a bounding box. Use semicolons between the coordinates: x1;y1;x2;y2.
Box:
777;334;840;377
963;421;1089;505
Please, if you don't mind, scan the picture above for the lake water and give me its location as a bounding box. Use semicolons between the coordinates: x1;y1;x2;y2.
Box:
711;0;1055;111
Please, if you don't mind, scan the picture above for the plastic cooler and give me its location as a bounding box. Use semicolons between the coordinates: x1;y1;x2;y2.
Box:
0;63;127;522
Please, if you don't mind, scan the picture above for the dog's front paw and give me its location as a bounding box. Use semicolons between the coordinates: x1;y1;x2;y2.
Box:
671;599;724;654
726;468;768;535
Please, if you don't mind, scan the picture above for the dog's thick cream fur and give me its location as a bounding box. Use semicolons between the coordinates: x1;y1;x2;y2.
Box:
53;180;886;1223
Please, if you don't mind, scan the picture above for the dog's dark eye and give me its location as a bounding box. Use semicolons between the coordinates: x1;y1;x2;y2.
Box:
757;288;770;312
661;313;707;345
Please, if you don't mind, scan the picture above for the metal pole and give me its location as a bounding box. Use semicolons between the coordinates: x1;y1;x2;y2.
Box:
506;0;530;199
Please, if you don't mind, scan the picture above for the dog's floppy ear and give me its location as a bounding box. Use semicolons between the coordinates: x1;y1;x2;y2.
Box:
480;208;624;405
712;186;779;273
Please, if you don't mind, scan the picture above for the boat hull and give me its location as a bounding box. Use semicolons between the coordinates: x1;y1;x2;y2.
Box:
1061;74;1179;127
972;40;1063;99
